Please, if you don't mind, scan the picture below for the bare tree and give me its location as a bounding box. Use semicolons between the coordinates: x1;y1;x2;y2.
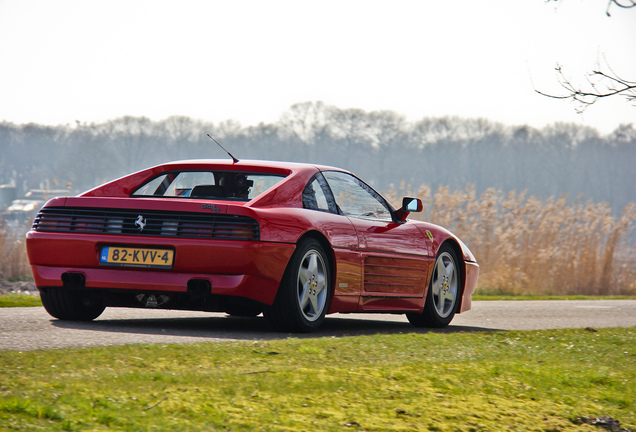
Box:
536;60;636;112
278;101;331;145
539;0;636;110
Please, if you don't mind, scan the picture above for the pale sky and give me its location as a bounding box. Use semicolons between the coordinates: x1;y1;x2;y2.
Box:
1;0;634;134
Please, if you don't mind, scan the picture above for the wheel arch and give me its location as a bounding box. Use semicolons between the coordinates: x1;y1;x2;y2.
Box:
296;230;336;282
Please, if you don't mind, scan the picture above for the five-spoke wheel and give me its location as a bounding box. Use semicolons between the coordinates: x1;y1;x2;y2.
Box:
296;248;328;322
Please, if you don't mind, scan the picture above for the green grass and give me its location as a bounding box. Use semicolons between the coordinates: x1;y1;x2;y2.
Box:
0;328;634;431
472;294;636;301
0;294;41;308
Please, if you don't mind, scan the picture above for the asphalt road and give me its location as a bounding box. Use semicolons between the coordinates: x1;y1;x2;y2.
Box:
1;300;635;351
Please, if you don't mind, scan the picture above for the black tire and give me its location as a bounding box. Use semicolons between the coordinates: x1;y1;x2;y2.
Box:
39;287;105;321
264;238;332;333
407;244;461;328
225;301;263;317
226;310;261;318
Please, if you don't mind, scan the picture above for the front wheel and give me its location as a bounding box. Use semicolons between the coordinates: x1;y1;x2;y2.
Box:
407;244;461;328
264;238;331;333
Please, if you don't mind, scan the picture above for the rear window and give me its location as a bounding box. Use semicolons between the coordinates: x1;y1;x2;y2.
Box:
131;171;286;201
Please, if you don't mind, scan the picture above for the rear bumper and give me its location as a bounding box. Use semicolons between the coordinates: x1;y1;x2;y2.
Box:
31;265;281;305
26;231;295;305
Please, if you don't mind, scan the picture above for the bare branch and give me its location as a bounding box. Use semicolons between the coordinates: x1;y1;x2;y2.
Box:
539;0;636;111
548;0;636;16
606;0;636;16
537;62;636;113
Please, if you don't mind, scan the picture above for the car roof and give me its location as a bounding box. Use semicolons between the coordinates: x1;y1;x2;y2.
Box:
157;159;346;174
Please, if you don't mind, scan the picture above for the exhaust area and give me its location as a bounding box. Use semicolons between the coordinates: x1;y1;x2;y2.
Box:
61;272;86;288
134;280;211;308
136;293;171;308
187;279;211;298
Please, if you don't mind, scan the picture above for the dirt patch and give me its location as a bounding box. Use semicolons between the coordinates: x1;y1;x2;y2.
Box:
576;417;634;432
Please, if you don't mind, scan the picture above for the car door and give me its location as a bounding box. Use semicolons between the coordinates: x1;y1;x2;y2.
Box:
301;173;362;312
321;171;431;303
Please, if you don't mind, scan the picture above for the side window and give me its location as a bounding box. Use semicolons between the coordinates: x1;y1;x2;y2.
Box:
302;173;337;213
322;171;392;220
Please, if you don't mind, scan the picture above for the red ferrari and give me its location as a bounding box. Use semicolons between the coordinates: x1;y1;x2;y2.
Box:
26;159;479;332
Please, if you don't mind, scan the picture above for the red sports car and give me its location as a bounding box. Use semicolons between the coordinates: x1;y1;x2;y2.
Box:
26;159;479;332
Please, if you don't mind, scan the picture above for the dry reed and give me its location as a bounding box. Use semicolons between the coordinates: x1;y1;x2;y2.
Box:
385;184;636;295
0;221;31;281
2;189;635;295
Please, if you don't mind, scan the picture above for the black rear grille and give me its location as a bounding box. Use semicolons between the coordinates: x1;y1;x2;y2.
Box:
32;207;259;241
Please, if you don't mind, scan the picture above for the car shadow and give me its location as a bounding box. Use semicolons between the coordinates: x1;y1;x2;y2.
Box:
50;313;499;341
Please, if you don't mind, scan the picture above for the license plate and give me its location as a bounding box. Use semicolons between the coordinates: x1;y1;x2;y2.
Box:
100;246;174;269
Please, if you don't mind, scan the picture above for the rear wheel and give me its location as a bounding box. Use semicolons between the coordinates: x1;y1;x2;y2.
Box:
264;238;331;333
407;244;461;328
39;287;105;321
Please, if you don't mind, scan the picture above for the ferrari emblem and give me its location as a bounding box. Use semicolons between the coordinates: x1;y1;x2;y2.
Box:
426;230;434;243
135;215;146;231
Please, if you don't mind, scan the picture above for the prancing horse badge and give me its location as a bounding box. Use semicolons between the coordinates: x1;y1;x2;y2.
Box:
135;215;146;231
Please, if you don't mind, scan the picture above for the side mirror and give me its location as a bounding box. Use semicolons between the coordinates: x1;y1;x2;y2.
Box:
395;197;423;222
402;197;423;213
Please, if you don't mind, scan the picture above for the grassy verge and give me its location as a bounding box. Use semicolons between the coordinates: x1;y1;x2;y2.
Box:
0;328;634;431
0;294;41;308
472;294;636;301
3;293;636;308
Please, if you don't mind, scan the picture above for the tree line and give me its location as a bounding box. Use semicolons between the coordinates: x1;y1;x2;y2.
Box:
1;102;634;214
